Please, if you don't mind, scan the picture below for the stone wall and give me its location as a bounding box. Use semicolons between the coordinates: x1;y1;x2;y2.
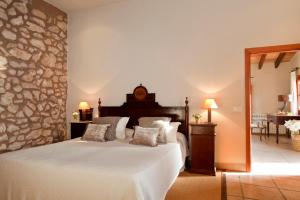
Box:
0;0;67;152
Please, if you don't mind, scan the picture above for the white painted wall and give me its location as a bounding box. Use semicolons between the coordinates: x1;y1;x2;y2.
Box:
68;0;300;171
252;62;292;114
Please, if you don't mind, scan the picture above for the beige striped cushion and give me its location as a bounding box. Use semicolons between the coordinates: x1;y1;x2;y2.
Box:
130;126;159;147
82;124;110;142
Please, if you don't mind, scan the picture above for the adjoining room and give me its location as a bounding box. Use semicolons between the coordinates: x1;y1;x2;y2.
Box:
251;51;300;174
225;44;300;200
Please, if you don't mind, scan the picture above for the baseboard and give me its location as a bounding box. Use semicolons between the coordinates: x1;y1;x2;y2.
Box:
216;162;246;172
252;132;287;136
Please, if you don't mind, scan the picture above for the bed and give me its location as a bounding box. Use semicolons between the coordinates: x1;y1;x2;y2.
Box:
0;85;189;200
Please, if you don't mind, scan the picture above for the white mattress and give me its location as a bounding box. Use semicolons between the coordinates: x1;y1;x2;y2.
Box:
0;136;187;200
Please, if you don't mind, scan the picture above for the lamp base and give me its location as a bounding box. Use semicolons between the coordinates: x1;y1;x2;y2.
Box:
207;108;212;123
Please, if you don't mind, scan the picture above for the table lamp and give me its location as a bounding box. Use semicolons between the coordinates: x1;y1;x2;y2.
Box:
203;98;218;123
78;101;93;121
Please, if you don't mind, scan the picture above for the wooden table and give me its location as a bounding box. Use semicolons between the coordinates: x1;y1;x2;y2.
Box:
267;114;300;143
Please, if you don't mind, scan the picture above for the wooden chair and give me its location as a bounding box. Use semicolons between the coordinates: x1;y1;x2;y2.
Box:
251;114;267;141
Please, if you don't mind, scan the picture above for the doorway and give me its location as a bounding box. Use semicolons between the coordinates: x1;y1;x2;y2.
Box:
245;43;300;172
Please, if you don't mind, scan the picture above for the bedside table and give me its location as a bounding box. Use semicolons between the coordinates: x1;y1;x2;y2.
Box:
190;122;217;176
70;121;91;139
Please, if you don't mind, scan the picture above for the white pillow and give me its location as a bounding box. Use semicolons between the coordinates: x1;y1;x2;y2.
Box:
153;121;181;143
116;117;129;139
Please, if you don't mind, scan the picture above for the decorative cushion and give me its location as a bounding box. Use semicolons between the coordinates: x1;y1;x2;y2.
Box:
129;126;159;147
138;117;171;127
116;117;130;139
93;117;122;141
153;121;181;143
82;124;110;142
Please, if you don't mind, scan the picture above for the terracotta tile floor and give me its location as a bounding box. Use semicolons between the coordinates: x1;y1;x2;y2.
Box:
226;135;300;200
226;174;300;200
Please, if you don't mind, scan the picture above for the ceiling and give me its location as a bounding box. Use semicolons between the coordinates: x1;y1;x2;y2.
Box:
45;0;124;12
251;51;298;69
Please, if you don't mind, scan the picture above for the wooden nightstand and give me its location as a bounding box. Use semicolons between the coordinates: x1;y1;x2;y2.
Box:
190;122;217;176
70;121;91;139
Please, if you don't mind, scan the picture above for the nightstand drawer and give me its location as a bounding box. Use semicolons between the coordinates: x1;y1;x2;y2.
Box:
191;126;215;135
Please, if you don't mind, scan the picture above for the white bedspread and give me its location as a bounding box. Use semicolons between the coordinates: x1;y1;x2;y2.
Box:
0;138;185;200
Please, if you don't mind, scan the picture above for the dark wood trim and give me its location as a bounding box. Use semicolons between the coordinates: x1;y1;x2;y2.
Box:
245;49;251;172
245;43;300;172
245;43;300;54
258;54;266;69
274;52;286;68
221;172;227;200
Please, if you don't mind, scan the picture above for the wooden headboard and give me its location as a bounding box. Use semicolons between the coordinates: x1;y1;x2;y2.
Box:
98;85;189;139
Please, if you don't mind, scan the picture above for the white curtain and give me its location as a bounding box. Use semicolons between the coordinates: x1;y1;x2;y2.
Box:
290;71;297;115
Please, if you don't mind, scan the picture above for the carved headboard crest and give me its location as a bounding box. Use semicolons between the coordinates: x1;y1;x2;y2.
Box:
125;84;158;107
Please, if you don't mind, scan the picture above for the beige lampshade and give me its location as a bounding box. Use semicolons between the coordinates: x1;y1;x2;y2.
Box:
78;101;90;110
203;98;218;109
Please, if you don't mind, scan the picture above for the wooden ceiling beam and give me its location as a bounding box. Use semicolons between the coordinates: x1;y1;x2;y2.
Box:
274;52;286;68
258;54;266;70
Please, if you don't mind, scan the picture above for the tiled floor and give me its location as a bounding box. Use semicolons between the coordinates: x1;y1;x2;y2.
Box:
252;134;300;175
226;135;300;200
